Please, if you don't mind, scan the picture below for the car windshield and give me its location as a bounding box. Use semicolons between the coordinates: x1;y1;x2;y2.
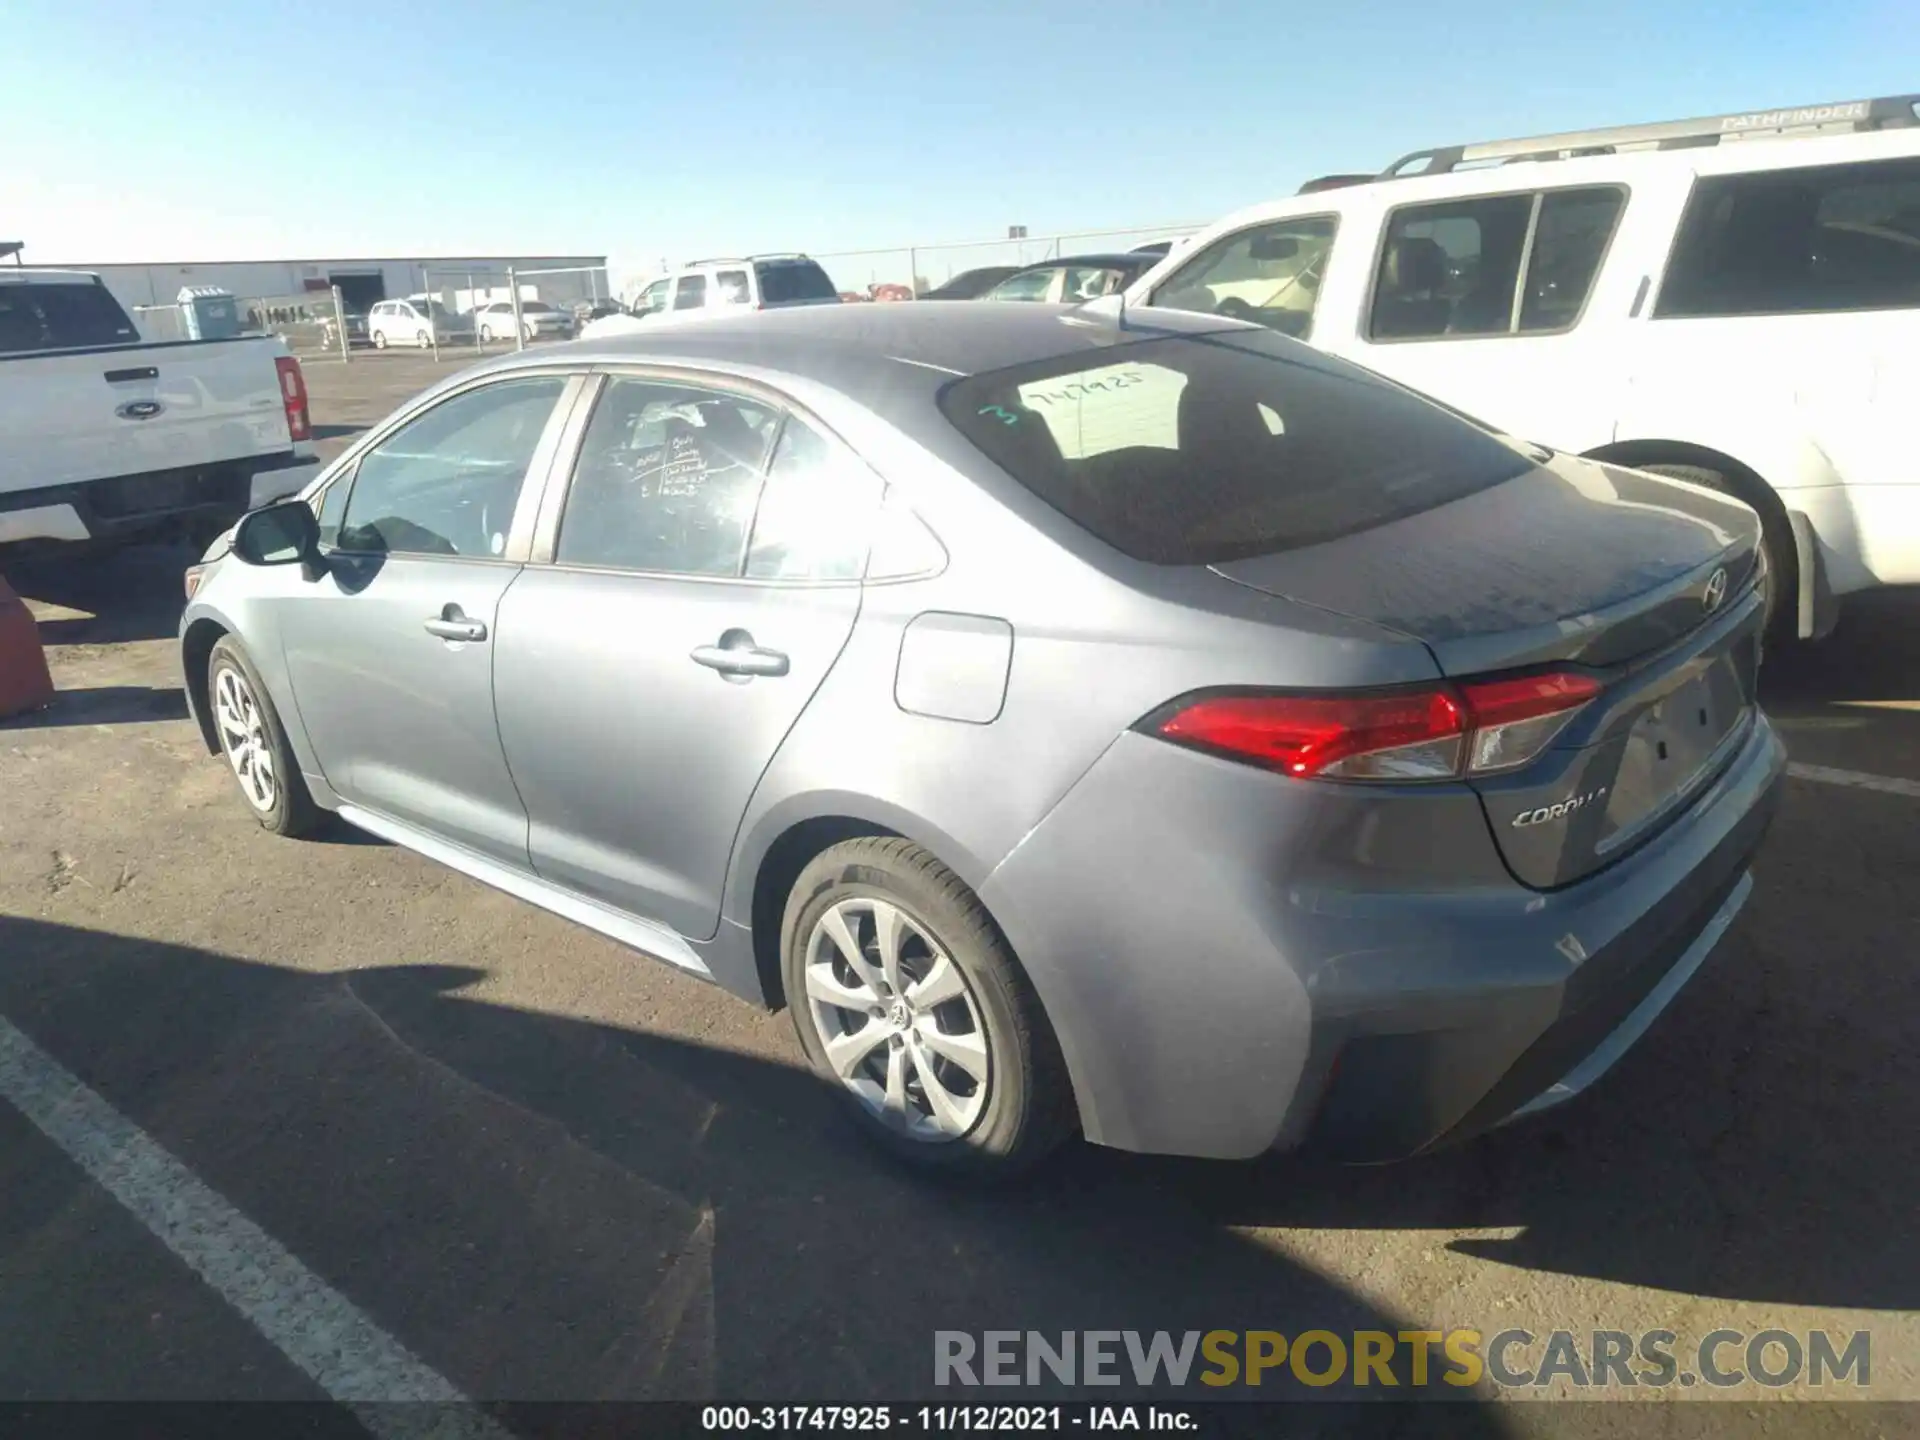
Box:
521;301;556;312
938;328;1535;564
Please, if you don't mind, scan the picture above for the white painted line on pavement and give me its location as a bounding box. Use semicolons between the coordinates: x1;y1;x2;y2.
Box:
1787;762;1920;800
0;1013;510;1440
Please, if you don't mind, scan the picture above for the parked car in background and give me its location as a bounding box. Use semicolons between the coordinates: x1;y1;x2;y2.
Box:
319;311;370;349
582;255;840;338
474;299;576;343
918;266;1021;300
1128;92;1920;643
984;253;1158;303
1;268;319;554
180;301;1782;1181
869;283;914;303
573;299;626;327
368;298;474;349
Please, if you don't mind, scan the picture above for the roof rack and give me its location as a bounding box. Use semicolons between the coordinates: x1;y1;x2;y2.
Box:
683;251;810;267
1383;93;1920;178
1297;173;1377;195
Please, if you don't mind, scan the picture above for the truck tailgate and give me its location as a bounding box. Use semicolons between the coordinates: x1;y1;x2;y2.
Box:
0;339;296;495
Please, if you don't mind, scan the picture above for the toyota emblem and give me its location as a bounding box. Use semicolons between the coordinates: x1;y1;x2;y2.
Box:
1702;567;1729;612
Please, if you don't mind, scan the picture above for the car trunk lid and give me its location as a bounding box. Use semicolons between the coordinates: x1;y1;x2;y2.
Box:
1211;454;1766;886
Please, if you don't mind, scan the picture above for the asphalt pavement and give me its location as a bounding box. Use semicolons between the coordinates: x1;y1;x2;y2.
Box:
0;354;1915;1434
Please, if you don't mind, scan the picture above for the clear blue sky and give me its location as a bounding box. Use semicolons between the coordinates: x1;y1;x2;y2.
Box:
2;0;1913;288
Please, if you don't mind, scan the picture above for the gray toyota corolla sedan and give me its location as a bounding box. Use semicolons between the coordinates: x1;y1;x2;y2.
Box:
179;301;1785;1178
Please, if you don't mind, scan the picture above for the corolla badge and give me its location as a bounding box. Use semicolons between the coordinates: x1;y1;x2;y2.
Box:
115;400;165;421
1511;787;1608;828
1702;566;1729;612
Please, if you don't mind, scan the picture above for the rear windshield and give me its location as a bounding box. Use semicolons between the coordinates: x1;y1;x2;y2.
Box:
0;282;140;353
938;329;1535;564
755;259;837;303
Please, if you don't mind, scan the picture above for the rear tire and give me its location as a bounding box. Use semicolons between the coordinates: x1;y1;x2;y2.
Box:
207;637;321;839
1637;461;1794;643
781;838;1075;1181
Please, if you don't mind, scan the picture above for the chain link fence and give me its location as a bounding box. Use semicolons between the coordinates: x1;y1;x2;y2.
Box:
130;290;352;362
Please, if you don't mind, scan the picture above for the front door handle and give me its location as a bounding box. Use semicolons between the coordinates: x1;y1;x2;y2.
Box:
425;605;487;643
691;628;789;679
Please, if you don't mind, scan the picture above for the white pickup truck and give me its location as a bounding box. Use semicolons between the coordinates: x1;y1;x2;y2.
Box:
0;269;323;555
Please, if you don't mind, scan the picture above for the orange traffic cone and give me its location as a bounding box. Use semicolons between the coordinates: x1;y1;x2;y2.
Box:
0;572;55;719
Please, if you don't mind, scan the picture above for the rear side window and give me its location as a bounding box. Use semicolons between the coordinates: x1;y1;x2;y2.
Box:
755;259;837;303
1370;187;1625;340
1656;157;1920;318
939;331;1534;565
0;282;139;352
715;269;751;305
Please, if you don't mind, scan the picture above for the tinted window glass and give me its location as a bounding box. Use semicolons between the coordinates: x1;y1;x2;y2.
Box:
1518;187;1626;332
1656;158;1920;318
745;418;883;581
673;275;709;310
0;282;139;352
939;332;1534;565
1150;215;1338;339
1371;194;1533;339
755;260;837;303
337;377;565;557
556;378;777;575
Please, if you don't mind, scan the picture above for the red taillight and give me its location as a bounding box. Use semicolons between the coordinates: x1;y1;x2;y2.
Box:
1155;670;1600;782
275;355;311;442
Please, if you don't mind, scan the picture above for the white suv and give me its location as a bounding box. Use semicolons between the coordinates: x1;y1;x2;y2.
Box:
583;254;840;339
1129;94;1920;641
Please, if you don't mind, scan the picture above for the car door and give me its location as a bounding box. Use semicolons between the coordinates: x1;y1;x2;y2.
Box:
492;372;878;939
276;371;585;865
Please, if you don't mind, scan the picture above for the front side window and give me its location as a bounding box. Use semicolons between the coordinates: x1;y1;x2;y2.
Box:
744;418;883;581
315;472;351;547
940;331;1533;565
634;279;670;315
672;275;709;310
1657;157;1920;318
986;268;1057;302
1149;215;1339;339
336;376;567;558
555;377;777;575
1062;266;1127;301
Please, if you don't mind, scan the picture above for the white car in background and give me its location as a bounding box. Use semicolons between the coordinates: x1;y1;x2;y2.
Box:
474;300;576;343
368;298;473;349
1127;92;1920;643
583;255;840;339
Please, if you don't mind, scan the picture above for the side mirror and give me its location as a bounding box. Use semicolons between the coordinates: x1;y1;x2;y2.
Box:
1248;234;1302;262
233;500;322;576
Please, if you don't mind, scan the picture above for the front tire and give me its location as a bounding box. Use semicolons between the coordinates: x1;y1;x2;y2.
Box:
416;330;432;349
207;637;320;838
782;838;1074;1180
372;329;388;349
1638;462;1794;641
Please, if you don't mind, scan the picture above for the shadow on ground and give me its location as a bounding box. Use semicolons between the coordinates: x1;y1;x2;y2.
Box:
0;917;1510;1434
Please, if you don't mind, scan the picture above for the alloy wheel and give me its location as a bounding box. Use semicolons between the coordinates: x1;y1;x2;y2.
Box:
213;667;277;813
804;896;989;1141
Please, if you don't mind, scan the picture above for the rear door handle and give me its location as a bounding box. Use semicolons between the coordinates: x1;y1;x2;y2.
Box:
691;629;789;679
425;605;487;643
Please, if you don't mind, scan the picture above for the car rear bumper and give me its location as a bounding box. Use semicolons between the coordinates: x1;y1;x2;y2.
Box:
980;711;1786;1162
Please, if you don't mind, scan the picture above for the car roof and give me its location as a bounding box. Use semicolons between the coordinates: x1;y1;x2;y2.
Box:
476;300;1241;394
